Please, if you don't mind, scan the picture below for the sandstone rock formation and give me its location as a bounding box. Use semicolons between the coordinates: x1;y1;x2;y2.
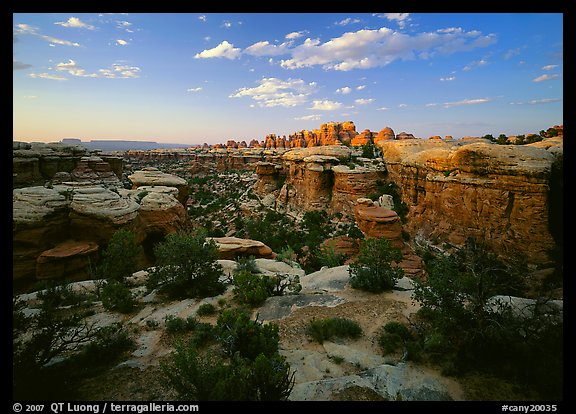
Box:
274;146;388;218
128;167;188;205
13;159;191;288
209;237;275;260
354;199;403;249
375;137;563;265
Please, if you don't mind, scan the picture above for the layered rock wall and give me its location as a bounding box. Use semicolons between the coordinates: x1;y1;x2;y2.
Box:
375;138;563;265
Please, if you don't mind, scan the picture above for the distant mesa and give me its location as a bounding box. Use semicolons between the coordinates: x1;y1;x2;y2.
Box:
61;138;193;152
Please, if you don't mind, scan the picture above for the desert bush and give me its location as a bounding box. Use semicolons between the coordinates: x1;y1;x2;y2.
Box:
100;280;135;313
234;255;259;274
412;237;562;399
348;237;403;293
161;343;294;401
147;229;225;299
94;229;143;281
196;302;217;316
307;317;362;344
316;244;347;268
161;307;294;401
232;270;276;307
215;308;280;360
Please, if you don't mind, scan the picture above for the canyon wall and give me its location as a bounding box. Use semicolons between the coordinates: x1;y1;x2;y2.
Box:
375;137;563;265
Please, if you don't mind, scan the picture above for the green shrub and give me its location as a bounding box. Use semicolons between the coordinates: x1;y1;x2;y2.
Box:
232;271;276;307
215;308;279;360
306;317;362;344
412;237;562;399
164;315;197;334
348;237;404;293
161;344;294;401
147;229;225;299
100;280;135;313
94;229;143;281
196;303;217;316
377;321;413;355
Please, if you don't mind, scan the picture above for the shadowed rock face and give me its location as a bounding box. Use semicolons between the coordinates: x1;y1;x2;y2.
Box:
375;137;563;265
13;165;190;289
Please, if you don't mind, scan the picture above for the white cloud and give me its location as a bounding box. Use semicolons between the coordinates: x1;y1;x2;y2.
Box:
308;100;342;110
336;86;352;94
55;59;98;77
285;31;306;40
230;77;317;108
354;98;374;105
245;41;288;57
440;76;456;81
295;114;322;121
356;85;366;90
511;98;561;105
279;27;496;71
398;103;408;108
194;41;241;59
222;21;232;29
463;58;488;71
377;13;411;29
187;87;203;92
116;39;128;46
54;17;95;30
442;98;490;108
48;59;141;79
532;74;560;82
376;107;389;111
115;20;133;32
198;15;207;22
28;72;67;81
541;65;558;71
15;23;81;47
335;17;361;26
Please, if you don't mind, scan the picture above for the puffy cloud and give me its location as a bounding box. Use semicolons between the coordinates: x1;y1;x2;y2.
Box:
51;59;140;78
194;41;241;59
336;86;352;94
280;27;496;71
245;41;288;57
308;100;342;110
354;98;374;105
542;64;558;70
116;39;128;46
230;77;317;108
187;87;203;92
54;17;95;30
440;76;456;81
285;31;306;40
532;74;560;82
375;13;411;29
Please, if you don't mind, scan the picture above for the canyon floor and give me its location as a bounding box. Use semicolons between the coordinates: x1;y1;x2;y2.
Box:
17;261;468;402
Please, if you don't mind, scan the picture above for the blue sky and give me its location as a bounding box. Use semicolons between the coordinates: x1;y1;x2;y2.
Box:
13;12;563;145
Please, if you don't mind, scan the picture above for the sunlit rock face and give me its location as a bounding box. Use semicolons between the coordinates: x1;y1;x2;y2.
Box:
375;137;563;265
274;146;388;219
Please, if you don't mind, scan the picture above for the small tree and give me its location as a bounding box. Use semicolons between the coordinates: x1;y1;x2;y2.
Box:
95;229;143;281
348;237;404;293
147;229;225;298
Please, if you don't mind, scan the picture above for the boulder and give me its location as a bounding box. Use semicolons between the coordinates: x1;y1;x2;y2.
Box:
209;237;275;260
